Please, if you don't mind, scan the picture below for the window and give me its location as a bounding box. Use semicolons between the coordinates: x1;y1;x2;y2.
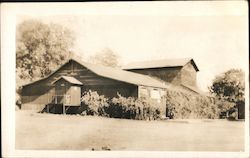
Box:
139;87;148;98
150;89;160;99
150;89;161;102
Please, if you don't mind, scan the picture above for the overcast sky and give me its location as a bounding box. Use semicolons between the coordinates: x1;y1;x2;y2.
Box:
15;1;248;91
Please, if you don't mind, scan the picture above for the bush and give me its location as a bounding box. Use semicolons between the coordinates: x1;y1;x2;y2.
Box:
165;89;220;119
108;94;163;120
80;90;109;116
80;91;163;120
216;99;235;111
81;89;223;120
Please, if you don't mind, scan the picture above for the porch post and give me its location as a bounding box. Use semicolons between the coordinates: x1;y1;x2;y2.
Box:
63;104;65;115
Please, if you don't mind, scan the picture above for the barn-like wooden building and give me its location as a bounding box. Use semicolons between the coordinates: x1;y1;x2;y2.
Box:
21;57;169;114
123;58;201;94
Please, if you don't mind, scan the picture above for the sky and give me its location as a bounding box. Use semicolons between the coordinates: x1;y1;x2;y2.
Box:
14;1;248;92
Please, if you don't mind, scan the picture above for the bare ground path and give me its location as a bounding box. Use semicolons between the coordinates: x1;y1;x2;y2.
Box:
15;111;244;151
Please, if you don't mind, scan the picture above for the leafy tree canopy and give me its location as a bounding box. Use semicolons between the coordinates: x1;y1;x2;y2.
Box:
16;19;75;82
89;48;120;67
209;69;245;103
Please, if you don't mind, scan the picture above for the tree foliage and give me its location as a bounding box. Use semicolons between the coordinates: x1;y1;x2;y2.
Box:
16;20;75;81
209;69;245;103
89;48;120;67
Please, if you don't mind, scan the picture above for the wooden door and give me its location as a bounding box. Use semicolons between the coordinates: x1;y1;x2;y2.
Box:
55;81;69;104
69;86;81;106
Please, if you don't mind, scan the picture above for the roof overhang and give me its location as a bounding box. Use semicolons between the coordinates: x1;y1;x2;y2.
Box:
189;59;199;72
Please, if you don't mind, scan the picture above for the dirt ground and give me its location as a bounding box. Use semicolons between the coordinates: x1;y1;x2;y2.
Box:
15;110;245;151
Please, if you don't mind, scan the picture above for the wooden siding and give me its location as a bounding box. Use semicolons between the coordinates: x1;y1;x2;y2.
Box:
127;67;182;85
21;104;47;111
180;61;197;87
55;79;70;96
21;60;139;106
127;62;197;88
22;88;54;104
46;61;131;86
22;95;49;104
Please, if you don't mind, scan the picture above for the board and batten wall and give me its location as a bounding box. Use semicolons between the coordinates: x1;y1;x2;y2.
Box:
180;62;197;87
126;61;197;88
21;60;139;110
127;67;182;85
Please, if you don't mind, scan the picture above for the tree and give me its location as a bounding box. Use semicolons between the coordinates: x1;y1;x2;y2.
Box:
210;69;245;102
209;69;245;111
89;48;120;67
16;20;75;81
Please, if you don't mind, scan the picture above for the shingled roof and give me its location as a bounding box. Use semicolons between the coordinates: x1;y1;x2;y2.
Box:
122;58;199;71
23;57;169;89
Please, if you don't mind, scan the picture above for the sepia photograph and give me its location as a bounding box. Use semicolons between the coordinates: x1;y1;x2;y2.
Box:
1;1;249;158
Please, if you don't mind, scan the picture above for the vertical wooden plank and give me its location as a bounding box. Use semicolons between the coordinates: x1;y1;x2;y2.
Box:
63;94;65;114
63;104;65;115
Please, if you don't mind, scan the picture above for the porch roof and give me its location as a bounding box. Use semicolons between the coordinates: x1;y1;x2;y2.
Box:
52;76;83;85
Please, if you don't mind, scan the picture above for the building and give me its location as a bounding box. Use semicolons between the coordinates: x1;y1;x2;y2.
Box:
21;57;169;113
123;58;202;94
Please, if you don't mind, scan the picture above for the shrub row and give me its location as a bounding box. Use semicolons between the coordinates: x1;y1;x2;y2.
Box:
110;94;163;120
80;90;163;120
165;88;234;119
81;89;233;120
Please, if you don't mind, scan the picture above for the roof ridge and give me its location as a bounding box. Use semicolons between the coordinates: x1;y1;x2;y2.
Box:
122;57;199;71
124;57;192;64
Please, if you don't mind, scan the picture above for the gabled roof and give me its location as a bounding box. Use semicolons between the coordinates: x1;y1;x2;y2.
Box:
122;58;199;71
52;76;83;85
73;58;169;88
22;57;169;89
